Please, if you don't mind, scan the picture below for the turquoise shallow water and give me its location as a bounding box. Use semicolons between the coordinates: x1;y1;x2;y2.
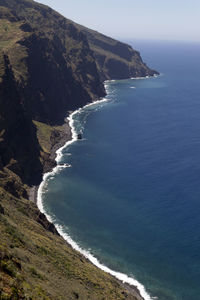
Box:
41;40;200;300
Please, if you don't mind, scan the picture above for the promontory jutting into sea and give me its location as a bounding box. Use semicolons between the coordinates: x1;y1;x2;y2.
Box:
0;0;200;299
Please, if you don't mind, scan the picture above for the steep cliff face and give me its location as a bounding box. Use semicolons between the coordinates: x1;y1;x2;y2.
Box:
0;0;106;183
0;1;106;125
0;1;158;298
0;0;158;183
77;25;159;81
0;53;42;184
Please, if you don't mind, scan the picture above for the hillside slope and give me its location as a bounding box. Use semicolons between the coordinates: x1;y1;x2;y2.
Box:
0;180;142;300
0;0;158;299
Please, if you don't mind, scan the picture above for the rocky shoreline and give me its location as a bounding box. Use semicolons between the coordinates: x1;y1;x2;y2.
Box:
29;104;146;300
29;118;72;204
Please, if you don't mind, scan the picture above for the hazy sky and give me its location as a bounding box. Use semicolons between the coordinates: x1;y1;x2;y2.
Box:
36;0;200;42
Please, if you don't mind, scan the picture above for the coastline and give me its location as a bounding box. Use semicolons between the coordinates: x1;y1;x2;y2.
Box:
31;80;155;300
29;119;72;204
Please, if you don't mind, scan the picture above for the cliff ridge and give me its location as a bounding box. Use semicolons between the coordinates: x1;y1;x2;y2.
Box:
0;0;158;298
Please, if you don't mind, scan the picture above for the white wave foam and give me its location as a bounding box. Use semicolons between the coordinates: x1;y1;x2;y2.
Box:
63;153;72;156
37;83;154;300
58;163;72;168
130;87;136;89
56;224;154;300
131;76;148;80
131;74;159;80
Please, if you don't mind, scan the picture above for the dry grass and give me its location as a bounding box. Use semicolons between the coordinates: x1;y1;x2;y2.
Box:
0;20;24;50
33;120;63;154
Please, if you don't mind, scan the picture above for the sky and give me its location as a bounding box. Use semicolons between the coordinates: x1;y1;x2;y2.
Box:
35;0;200;42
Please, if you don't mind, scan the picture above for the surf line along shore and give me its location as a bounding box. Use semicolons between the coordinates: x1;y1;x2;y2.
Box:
29;80;154;300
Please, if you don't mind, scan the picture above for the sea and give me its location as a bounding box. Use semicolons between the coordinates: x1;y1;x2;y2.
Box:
38;40;200;300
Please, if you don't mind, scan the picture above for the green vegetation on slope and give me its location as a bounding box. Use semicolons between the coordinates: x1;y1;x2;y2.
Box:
33;120;63;154
0;182;140;300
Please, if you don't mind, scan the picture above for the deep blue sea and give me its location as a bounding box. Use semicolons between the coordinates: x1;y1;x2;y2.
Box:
40;40;200;300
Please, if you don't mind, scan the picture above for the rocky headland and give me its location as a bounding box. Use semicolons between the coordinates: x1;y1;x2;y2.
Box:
0;0;158;298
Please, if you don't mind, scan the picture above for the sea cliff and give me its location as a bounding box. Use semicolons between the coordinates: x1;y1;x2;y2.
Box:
0;0;158;298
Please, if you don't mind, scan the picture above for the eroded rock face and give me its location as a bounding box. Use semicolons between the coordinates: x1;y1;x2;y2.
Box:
0;1;106;184
77;25;159;81
0;54;43;185
0;0;158;193
35;210;59;235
